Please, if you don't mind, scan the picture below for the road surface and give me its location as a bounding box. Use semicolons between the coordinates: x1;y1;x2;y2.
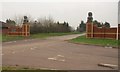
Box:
2;34;118;70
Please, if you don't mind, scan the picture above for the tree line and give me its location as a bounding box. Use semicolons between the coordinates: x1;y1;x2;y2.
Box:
76;20;110;32
2;16;73;34
30;20;72;34
2;15;111;33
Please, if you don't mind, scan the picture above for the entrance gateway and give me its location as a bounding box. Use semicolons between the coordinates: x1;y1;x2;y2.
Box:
7;16;30;37
86;12;119;40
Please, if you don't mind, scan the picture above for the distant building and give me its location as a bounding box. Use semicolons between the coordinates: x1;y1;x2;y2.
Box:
0;21;22;35
0;21;17;34
0;21;9;34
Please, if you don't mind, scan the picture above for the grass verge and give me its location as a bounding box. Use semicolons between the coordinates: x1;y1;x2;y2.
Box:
30;32;80;38
2;35;25;42
1;32;80;42
1;66;37;70
69;35;118;48
1;66;68;72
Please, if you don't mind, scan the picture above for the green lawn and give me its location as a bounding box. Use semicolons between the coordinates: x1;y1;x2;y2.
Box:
1;32;80;42
1;66;39;70
1;66;68;72
70;35;118;48
2;35;25;42
30;32;80;38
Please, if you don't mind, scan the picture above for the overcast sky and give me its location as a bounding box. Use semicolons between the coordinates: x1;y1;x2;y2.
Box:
1;0;119;28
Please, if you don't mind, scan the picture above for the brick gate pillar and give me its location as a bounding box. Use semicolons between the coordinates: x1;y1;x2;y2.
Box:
22;16;30;37
86;12;93;38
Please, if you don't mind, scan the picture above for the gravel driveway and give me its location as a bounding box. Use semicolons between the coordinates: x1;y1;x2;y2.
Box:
2;33;118;70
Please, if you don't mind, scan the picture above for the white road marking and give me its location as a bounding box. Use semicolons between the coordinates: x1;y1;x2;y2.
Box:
13;41;17;43
12;51;15;54
105;46;112;49
48;57;57;61
98;63;118;69
57;55;64;57
48;55;65;62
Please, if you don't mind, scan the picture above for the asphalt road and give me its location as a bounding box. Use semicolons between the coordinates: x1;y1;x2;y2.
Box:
2;34;118;70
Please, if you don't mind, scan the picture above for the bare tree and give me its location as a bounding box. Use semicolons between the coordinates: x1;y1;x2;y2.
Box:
13;14;33;26
13;15;23;26
37;16;54;26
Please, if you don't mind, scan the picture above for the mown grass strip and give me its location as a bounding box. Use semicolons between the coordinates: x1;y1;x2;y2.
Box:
70;35;118;48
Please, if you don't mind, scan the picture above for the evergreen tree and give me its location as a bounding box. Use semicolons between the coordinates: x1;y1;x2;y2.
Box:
6;19;16;26
104;22;110;28
77;20;86;32
93;20;102;27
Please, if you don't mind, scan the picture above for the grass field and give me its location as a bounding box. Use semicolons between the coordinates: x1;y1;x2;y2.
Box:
1;32;80;42
70;35;118;48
